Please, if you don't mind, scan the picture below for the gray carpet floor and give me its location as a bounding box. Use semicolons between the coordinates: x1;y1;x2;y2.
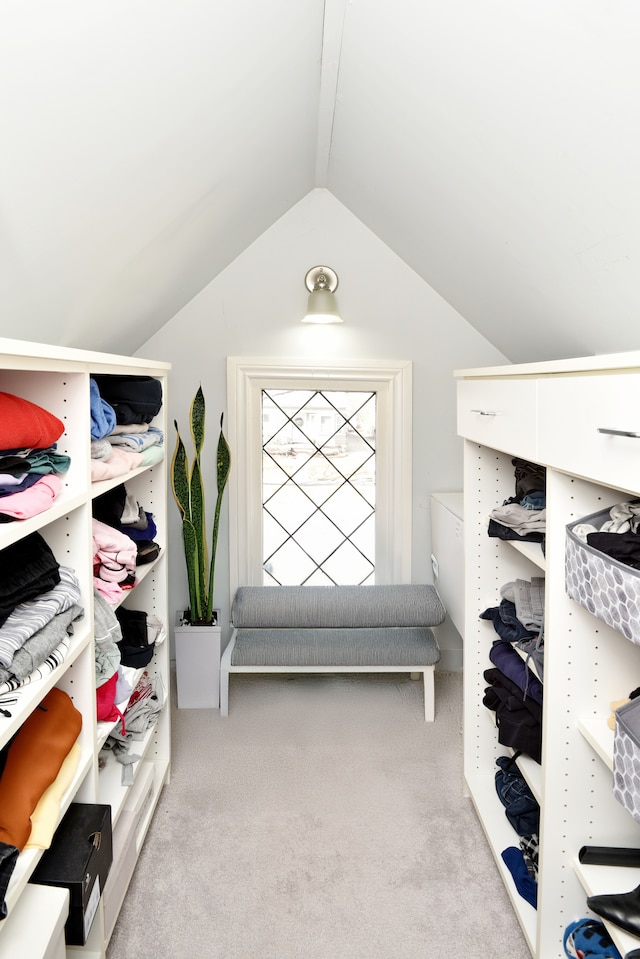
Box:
107;670;530;958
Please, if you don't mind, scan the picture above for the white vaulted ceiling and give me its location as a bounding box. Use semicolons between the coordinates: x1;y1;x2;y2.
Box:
2;1;640;362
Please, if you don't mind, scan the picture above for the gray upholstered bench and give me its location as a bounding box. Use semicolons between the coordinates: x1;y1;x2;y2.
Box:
220;584;445;721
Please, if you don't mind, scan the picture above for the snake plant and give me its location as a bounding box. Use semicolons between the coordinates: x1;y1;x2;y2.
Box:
171;386;231;625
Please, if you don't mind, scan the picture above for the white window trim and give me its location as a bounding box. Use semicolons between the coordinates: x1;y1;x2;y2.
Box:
226;356;412;595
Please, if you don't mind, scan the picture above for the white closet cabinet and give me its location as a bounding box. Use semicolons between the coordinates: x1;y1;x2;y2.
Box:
457;350;640;959
0;338;170;959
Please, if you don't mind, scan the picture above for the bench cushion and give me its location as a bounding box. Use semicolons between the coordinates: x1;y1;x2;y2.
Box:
231;585;446;629
230;626;440;667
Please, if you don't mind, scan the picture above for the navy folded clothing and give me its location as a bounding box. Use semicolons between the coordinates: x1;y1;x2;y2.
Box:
489;639;543;705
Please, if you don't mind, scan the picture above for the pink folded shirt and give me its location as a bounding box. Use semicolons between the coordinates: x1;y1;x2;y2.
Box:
92;518;137;583
0;474;63;519
90;447;143;482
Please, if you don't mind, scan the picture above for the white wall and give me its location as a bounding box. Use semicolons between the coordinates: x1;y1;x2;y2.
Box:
139;189;508;642
0;0;322;354
330;1;640;363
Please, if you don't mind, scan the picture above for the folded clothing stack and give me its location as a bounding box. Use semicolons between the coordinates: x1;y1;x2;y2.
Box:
89;376;164;482
0;392;70;523
488;457;546;545
91;483;161;604
0;535;84;694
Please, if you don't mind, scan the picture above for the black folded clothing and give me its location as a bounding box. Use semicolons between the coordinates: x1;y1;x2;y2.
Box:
512;457;546;499
0;532;60;626
92;483;127;528
115;606;155;668
587;531;640;569
135;541;160;565
483;666;542;763
92;375;162;425
488;518;545;545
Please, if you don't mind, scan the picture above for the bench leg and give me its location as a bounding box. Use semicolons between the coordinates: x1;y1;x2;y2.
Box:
423;667;435;722
220;667;230;717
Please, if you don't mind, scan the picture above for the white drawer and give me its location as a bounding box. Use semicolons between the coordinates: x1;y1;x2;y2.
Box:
538;372;640;489
457;378;538;459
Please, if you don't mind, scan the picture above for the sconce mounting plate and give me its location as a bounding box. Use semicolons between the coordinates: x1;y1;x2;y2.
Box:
305;266;339;294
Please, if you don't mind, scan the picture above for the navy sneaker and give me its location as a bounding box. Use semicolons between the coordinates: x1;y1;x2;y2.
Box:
563;918;622;959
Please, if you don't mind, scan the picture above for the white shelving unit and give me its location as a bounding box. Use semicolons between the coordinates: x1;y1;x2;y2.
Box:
457;349;640;959
0;337;170;959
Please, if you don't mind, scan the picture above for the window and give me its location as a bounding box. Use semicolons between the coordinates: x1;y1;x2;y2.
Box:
227;357;412;593
262;388;376;585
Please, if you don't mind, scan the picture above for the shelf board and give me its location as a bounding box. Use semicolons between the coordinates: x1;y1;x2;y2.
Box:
574;857;640;958
507;538;546;571
517;753;542;806
91;460;165;501
109;552;165;611
0;883;69;955
465;770;538;953
0;623;92;751
578;714;614;772
0;489;88;551
99;721;160;827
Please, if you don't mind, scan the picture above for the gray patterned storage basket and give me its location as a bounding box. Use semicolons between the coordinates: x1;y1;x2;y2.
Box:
566;507;640;645
613;697;640;823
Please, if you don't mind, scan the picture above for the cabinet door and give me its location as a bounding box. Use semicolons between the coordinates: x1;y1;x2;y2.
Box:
457;378;538;459
538;373;640;489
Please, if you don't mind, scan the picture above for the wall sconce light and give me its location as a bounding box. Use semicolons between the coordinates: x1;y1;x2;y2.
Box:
302;266;343;324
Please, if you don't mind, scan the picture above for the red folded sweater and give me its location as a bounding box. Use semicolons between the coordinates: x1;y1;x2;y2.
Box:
0;392;64;451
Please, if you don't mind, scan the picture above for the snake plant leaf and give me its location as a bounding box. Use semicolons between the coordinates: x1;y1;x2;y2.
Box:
206;416;232;622
181;517;203;622
217;414;231;494
190;453;207;598
190;385;205;458
170;422;189;521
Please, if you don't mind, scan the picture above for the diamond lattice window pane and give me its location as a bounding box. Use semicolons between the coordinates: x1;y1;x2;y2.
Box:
304;569;336;585
350;464;376;507
292;454;344;506
264;426;313;478
335;392;376;420
261;401;290;445
349;515;376;563
322;484;374;536
295;511;345;563
262;511;290;560
336;434;375;479
321;540;375;584
265;539;317;585
265;482;315;533
262;454;292;495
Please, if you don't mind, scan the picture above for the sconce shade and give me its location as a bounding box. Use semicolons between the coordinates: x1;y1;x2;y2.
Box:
302;266;342;324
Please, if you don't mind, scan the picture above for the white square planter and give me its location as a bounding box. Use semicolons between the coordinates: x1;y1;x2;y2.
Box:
174;612;222;709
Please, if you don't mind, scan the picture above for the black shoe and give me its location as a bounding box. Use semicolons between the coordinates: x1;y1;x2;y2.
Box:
587;883;640;937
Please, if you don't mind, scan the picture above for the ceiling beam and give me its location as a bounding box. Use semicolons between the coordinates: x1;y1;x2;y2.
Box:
315;0;349;186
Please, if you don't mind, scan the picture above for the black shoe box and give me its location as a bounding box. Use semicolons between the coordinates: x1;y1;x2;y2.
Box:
30;803;113;945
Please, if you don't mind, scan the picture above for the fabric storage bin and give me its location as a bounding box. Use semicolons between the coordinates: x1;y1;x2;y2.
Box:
566;507;640;645
613;697;640;823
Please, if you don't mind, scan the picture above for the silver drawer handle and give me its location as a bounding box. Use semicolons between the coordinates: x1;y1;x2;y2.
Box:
471;409;501;416
598;427;640;438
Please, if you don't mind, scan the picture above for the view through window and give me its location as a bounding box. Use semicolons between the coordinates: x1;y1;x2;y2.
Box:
262;389;376;584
